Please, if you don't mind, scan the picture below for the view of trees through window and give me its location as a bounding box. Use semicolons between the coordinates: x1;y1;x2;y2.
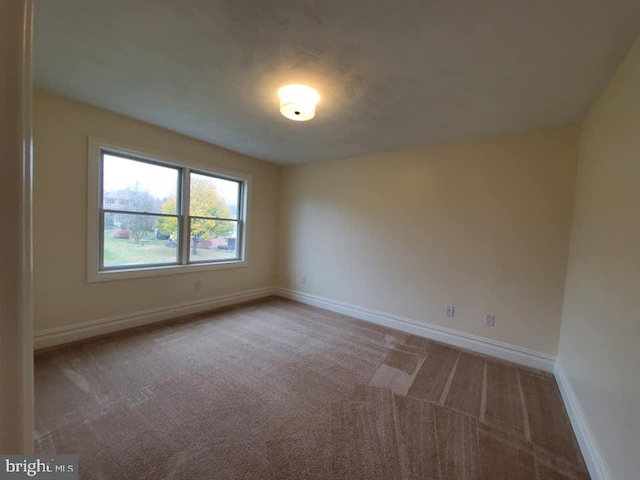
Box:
101;153;241;269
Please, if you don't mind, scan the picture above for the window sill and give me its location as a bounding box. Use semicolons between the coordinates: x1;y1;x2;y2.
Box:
87;259;247;283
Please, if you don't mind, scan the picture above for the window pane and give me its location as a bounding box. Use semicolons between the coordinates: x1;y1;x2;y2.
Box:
103;212;179;268
189;172;240;219
189;219;238;262
102;153;179;215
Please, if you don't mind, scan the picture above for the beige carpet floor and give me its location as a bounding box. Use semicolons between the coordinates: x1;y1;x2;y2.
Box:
35;297;589;479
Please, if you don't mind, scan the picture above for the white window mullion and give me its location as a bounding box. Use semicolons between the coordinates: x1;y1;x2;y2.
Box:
179;167;191;265
97;152;106;270
98;210;106;270
238;181;245;259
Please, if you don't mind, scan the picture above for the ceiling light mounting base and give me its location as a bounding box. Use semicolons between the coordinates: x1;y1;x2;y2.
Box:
278;84;320;122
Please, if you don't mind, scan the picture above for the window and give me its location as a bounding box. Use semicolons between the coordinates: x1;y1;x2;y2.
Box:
88;138;249;281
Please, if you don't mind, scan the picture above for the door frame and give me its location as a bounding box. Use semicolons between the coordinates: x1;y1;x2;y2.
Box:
0;0;35;453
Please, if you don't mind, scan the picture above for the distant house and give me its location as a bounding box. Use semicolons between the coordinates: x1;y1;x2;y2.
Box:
103;195;129;210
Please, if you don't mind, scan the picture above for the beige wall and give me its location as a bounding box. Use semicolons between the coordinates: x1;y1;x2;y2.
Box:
33;90;281;332
279;125;579;355
33;42;640;475
557;38;640;479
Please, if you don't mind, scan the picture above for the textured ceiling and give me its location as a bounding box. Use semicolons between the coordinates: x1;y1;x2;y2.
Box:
34;0;640;164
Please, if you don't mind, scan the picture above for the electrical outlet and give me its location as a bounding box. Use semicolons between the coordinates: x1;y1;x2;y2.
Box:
194;280;201;292
484;314;495;327
300;276;306;286
445;305;455;317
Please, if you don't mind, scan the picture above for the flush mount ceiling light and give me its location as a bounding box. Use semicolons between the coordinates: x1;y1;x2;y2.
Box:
278;84;320;121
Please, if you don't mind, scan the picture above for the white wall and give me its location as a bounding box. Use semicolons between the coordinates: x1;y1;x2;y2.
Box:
279;125;579;356
33;90;281;333
557;38;640;480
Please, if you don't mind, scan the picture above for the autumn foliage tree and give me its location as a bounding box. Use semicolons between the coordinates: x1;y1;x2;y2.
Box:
156;176;234;255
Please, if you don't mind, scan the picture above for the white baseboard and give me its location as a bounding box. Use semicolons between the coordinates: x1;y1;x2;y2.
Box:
36;285;556;371
554;362;611;480
274;288;555;372
36;285;603;476
34;287;275;350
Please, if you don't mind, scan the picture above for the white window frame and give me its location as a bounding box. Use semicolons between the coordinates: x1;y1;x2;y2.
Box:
87;136;250;282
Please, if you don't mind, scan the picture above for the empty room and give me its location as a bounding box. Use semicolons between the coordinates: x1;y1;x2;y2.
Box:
1;0;639;479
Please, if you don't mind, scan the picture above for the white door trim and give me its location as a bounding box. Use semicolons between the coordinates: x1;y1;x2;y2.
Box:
0;0;35;453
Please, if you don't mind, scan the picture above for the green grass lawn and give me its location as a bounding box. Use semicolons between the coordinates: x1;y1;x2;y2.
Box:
104;234;236;267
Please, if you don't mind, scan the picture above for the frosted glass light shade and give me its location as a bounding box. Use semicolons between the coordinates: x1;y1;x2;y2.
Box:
278;84;320;121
